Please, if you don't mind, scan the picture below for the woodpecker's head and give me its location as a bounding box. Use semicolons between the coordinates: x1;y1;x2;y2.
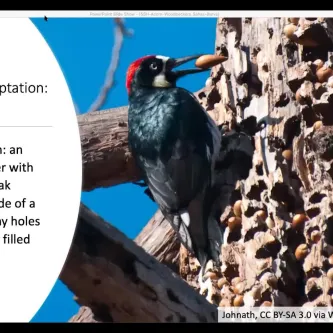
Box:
126;54;208;94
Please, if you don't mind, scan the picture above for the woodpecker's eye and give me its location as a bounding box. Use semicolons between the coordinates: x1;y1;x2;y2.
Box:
150;62;158;71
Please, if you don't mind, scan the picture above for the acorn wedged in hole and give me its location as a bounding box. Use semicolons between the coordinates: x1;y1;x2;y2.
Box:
316;66;333;83
295;243;309;260
283;23;318;47
195;54;228;69
233;200;242;217
313;121;323;131
228;216;242;231
291;213;308;229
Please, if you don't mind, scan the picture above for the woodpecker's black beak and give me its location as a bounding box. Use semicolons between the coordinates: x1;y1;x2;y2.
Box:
167;54;209;79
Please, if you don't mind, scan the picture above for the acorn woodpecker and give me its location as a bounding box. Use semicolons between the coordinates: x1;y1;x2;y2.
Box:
126;54;224;279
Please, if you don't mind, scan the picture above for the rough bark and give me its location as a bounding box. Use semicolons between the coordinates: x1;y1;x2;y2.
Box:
62;204;217;323
194;17;333;307
80;105;140;191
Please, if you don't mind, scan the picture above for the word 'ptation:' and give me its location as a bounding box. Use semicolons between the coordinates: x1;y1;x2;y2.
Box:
0;83;47;96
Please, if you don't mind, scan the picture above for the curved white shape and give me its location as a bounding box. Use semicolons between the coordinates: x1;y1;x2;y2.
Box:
0;18;82;322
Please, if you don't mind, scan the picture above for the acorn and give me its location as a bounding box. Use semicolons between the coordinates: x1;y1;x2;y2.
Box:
291;213;308;229
282;149;293;161
316;66;333;83
327;268;333;280
256;210;267;220
283;23;297;39
233;295;244;306
217;277;228;289
233;200;242;217
313;59;324;71
295;243;309;260
310;230;321;243
195;54;228;69
233;282;245;295
261;301;272;307
313;121;323;131
204;271;218;280
288;18;299;25
295;89;307;105
228;216;242;231
231;277;242;286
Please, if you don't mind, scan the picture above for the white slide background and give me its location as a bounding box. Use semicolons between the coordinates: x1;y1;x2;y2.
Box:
0;18;82;322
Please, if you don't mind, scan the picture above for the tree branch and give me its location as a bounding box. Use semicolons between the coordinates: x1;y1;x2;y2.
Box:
61;203;217;323
87;18;133;114
79;106;141;191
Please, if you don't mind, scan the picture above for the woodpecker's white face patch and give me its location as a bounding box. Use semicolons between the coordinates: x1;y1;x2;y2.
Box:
153;55;172;88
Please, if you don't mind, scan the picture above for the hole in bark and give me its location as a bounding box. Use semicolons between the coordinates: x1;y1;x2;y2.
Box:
198;91;206;99
284;116;301;147
267;27;273;39
275;93;290;108
256;240;281;259
306;207;320;218
324;216;333;246
230;189;242;205
271;183;294;208
276;44;283;56
246;180;267;201
309;192;326;204
245;18;252;24
223;265;239;281
262;64;269;72
244;206;259;218
285;42;298;67
252;47;261;57
227;228;242;242
256;163;263;176
302;46;330;63
219;45;229;58
277;72;283;80
302;106;319;127
307;284;323;302
206;87;221;111
244;225;267;242
260;290;272;302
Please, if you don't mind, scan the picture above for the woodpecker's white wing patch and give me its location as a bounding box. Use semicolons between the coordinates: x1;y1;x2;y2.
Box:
180;210;190;227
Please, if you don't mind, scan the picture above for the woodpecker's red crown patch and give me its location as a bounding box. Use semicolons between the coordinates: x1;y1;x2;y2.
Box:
126;55;155;94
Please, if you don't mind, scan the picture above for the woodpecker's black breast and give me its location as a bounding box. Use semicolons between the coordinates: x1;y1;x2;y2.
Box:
128;87;215;213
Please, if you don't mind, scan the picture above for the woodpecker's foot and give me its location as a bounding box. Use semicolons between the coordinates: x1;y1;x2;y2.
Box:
198;265;215;303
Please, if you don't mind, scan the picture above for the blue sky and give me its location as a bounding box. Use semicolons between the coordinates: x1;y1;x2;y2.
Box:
30;17;217;322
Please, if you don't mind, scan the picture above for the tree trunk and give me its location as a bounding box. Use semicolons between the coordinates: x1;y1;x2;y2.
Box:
203;17;333;307
65;17;333;322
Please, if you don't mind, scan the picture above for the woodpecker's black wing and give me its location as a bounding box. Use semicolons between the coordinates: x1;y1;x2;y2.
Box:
129;88;222;265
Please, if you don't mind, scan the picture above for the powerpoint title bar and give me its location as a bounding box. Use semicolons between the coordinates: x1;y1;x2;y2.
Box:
0;11;331;18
